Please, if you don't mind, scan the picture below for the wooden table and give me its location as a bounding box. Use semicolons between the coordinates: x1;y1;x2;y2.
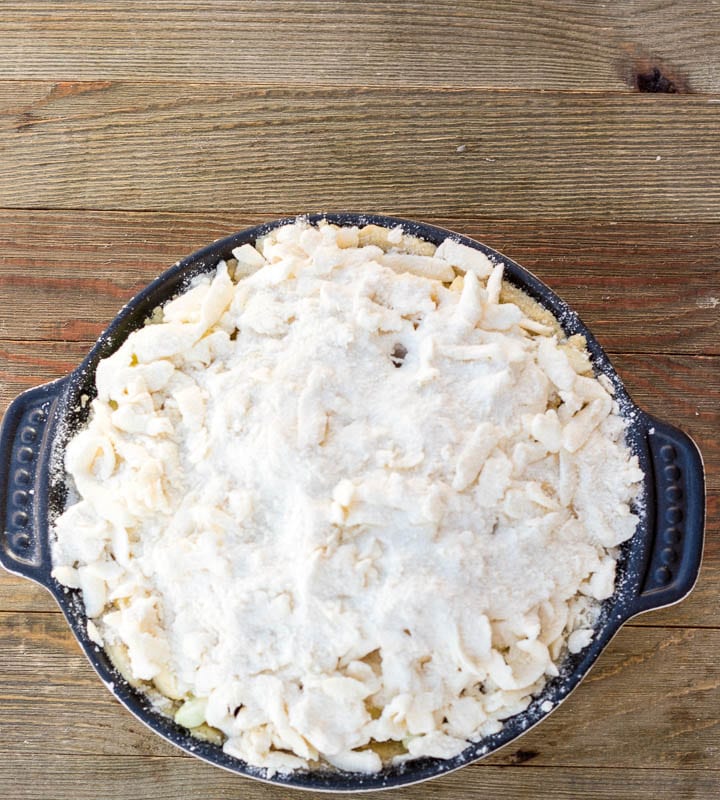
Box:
1;3;718;798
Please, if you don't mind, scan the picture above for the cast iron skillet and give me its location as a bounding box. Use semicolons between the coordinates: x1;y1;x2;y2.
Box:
0;214;705;791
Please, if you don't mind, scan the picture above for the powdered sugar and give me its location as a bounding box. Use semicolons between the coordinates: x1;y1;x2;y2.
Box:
51;220;643;774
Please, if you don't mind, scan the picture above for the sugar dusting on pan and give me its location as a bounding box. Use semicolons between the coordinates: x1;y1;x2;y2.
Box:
43;216;648;788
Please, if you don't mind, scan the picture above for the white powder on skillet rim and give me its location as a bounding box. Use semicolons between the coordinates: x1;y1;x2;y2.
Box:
52;220;643;775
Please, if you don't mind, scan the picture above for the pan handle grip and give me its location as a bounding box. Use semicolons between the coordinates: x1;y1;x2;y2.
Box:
629;415;705;617
0;379;67;585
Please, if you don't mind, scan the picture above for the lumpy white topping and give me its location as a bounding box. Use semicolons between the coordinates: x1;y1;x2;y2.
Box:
52;220;643;775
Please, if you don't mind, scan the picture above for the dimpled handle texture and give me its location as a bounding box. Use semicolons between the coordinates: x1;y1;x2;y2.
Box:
632;416;706;615
0;380;64;581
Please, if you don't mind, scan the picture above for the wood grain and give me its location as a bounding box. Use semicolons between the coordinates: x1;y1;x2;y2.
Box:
1;83;719;219
1;211;718;352
0;4;718;794
1;613;718;773
0;572;57;614
1;1;719;93
0;758;717;800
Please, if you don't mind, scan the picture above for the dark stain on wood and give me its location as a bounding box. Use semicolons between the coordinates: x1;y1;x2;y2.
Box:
636;65;679;93
509;749;540;765
620;47;691;93
15;111;37;132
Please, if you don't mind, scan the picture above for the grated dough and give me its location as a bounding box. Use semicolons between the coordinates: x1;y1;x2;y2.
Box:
52;220;643;775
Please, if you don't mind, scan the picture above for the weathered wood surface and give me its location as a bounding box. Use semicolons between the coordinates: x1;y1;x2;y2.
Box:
1;212;718;352
0;758;717;800
1;2;719;798
2;613;718;771
1;84;719;219
1;1;719;93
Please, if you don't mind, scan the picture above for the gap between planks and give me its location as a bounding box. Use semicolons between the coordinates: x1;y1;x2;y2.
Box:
2;78;718;97
0;750;715;771
3;207;720;224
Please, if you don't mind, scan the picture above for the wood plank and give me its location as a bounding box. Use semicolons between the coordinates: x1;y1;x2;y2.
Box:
612;351;717;627
0;758;717;800
1;211;719;352
639;562;720;629
0;340;94;403
1;613;718;772
1;1;719;93
0;572;57;614
0;348;717;626
612;354;718;493
1;84;719;219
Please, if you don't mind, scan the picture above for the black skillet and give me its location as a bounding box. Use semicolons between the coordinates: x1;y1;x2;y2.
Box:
0;214;705;791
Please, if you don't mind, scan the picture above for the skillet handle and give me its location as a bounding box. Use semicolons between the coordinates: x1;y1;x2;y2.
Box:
628;415;705;617
0;379;67;584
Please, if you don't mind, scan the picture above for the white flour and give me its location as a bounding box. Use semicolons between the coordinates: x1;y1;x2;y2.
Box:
51;220;643;774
